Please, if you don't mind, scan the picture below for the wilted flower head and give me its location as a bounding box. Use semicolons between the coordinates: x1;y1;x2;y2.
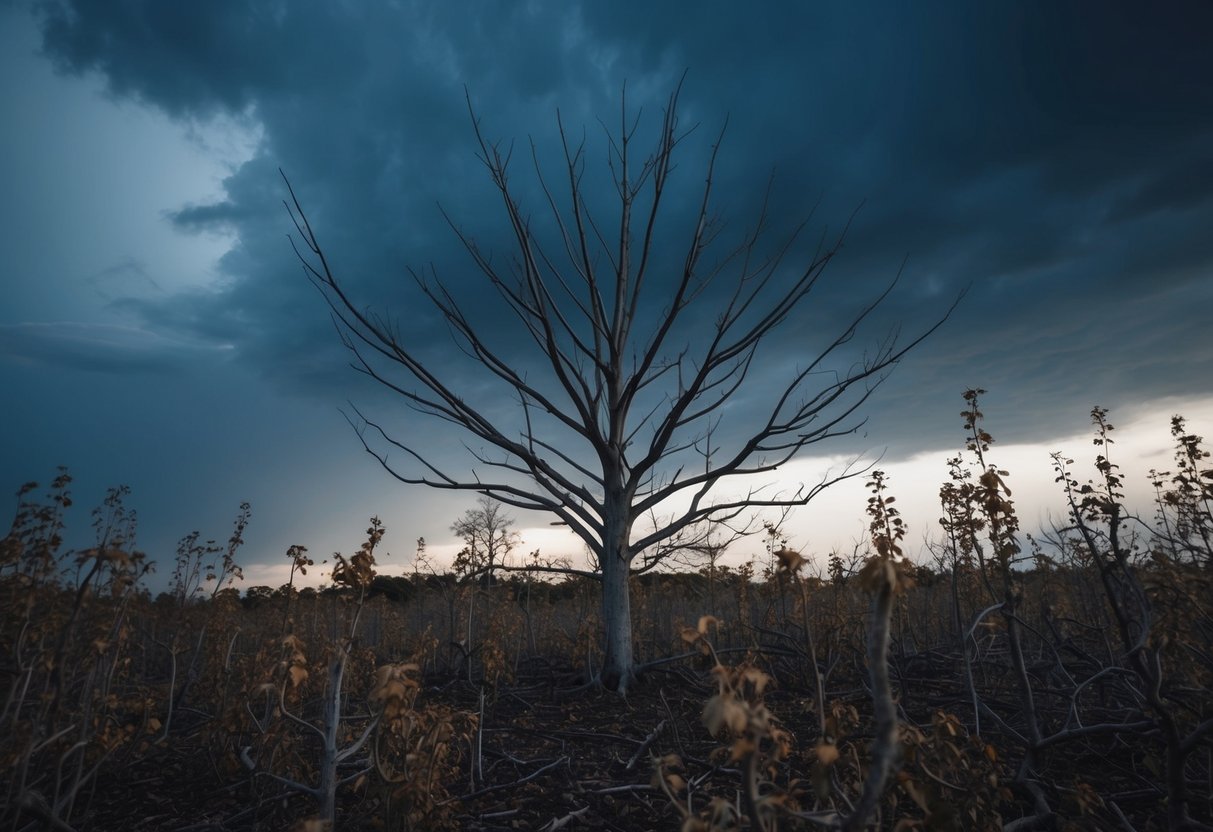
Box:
774;547;805;573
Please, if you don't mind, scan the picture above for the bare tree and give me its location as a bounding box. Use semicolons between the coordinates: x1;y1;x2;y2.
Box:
450;496;520;682
451;495;520;582
285;83;956;693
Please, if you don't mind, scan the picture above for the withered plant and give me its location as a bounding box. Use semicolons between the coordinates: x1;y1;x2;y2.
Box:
1;476;155;831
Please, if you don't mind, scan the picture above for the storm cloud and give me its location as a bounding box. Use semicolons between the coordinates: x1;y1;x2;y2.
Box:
3;0;1212;578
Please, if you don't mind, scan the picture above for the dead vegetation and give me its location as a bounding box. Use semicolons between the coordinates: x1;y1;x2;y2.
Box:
2;395;1211;830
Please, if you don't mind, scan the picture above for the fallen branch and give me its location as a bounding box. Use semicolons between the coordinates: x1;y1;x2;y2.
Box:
447;756;568;804
540;805;589;831
626;719;667;771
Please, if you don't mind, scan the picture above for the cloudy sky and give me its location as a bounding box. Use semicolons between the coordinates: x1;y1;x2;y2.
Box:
3;1;1211;589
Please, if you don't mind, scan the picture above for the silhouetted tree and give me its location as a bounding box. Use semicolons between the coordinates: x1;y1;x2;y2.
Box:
286;83;954;692
451;496;519;585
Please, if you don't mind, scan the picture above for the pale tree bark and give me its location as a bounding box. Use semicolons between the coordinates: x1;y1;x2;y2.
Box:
285;81;957;693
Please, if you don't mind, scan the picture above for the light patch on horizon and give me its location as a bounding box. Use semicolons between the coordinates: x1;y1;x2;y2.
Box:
779;394;1213;572
304;394;1213;586
98;393;1213;596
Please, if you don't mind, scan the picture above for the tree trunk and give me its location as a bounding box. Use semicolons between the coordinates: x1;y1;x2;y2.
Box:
599;550;634;694
318;652;345;828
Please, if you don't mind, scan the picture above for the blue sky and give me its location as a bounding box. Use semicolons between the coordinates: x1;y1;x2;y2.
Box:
3;1;1211;589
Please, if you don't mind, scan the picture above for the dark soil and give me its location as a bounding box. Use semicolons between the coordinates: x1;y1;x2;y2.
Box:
82;663;819;831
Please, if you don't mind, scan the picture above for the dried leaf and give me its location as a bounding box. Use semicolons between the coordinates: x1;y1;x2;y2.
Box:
738;665;770;695
815;741;839;766
703;695;747;736
775;547;805;573
729;737;757;762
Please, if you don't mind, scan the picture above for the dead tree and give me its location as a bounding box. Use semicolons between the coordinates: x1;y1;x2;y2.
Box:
286;83;955;693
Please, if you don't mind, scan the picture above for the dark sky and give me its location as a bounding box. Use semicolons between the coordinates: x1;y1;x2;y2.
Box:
3;1;1211;587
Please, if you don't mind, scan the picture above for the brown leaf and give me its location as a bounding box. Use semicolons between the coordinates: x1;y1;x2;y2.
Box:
775;547;805;573
815;741;839;766
703;695;747;736
738;665;770;695
729;737;757;762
